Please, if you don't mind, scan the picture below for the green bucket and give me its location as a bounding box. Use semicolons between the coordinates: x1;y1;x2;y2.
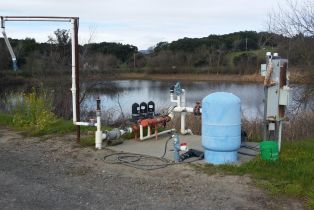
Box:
260;141;279;161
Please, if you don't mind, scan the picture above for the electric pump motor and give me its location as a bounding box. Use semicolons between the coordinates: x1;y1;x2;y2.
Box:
131;103;140;121
147;101;155;118
140;102;148;118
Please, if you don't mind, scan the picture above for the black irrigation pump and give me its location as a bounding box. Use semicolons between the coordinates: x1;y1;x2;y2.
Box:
132;103;140;121
0;16;82;142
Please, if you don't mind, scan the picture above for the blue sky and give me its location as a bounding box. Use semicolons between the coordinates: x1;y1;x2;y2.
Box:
0;0;300;50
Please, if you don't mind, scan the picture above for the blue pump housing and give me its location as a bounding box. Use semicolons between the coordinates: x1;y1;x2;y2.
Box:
202;92;241;164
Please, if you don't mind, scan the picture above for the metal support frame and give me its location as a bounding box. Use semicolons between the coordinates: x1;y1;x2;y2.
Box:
0;16;81;142
261;52;290;152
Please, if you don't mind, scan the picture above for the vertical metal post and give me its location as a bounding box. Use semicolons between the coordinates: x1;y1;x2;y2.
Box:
263;86;268;140
74;18;80;143
173;133;180;162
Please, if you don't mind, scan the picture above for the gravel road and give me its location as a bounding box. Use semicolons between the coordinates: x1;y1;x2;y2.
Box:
0;127;303;210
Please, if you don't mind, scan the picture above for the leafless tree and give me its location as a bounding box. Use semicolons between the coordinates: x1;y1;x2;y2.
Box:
268;0;314;112
269;0;314;37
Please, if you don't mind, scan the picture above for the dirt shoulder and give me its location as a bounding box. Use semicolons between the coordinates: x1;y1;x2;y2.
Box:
0;127;304;210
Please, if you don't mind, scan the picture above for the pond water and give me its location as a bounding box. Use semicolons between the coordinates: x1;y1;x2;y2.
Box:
83;80;265;120
1;79;307;121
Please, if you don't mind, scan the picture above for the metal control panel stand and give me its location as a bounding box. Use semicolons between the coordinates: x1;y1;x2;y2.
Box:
261;52;290;151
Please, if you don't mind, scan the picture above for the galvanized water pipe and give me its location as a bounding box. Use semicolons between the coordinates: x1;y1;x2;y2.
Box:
1;17;18;71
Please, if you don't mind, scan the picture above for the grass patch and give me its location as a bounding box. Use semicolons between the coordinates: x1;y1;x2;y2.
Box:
79;135;95;147
0;112;14;126
0;88;102;136
197;140;314;208
32;119;76;136
0;111;100;136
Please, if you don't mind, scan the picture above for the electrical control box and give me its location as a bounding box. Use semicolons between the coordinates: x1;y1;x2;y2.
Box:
260;64;267;76
261;54;289;121
279;86;290;106
261;52;290;150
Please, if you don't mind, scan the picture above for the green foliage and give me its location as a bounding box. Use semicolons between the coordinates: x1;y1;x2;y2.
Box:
85;42;138;62
12;89;57;135
156;31;263;53
34;119;76;136
0;112;13;126
79;136;95;147
197;140;314;208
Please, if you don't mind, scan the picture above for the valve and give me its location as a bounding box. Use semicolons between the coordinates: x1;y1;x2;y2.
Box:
193;101;202;116
173;82;182;96
96;97;101;111
172;133;188;162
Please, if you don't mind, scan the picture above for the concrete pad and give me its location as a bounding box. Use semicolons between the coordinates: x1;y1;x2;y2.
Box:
108;134;259;165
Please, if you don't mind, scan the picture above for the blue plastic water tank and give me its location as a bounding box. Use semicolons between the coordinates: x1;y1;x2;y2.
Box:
202;92;241;164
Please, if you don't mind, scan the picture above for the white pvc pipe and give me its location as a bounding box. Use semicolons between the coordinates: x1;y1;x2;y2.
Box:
147;126;151;136
169;88;195;135
95;111;102;149
181;112;186;134
140;125;144;140
75;122;96;126
170;93;177;103
168;112;174;120
119;129;127;136
181;129;193;135
180;89;186;134
4;18;71;22
140;129;175;141
181;89;186;107
177;94;181;108
173;107;194;113
70;19;77;123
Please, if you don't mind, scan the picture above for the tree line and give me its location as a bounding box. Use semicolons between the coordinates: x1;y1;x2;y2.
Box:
0;30;313;76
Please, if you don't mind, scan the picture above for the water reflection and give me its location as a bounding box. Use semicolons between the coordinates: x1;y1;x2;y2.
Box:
83;80;265;120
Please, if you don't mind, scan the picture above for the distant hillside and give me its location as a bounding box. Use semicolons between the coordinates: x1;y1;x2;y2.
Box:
0;30;313;75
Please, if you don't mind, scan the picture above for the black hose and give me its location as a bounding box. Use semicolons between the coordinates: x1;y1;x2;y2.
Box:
160;136;173;158
104;152;201;171
104;152;173;170
238;151;258;156
238;142;260;156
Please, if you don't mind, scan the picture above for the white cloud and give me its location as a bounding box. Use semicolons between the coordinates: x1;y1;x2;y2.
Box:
0;0;299;49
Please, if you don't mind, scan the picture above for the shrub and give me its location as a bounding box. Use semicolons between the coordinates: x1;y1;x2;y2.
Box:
12;88;57;135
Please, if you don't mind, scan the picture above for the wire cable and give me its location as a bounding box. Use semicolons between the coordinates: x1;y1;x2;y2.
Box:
104;146;202;171
104;152;173;170
238;151;258;156
160;136;173;158
239;142;260;156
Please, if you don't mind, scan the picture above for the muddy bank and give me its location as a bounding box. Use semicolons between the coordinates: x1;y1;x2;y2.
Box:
85;71;308;84
87;72;265;83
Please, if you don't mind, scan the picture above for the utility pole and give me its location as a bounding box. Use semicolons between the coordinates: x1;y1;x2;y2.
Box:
245;37;248;52
245;37;248;72
133;53;136;70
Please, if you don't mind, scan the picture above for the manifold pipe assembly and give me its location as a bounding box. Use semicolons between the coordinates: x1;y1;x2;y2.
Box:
170;88;195;135
95;97;132;149
132;116;175;141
